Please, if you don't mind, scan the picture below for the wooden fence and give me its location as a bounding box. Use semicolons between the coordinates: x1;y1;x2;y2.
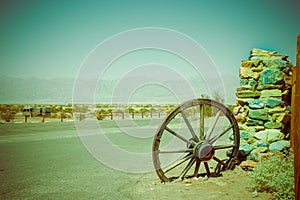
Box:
97;111;165;120
291;34;300;199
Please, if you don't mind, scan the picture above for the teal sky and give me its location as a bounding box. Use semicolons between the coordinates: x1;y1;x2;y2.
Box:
0;0;299;79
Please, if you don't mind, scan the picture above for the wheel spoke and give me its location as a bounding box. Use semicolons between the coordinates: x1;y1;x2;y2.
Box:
194;159;201;177
209;124;233;144
152;98;240;182
205;110;222;140
159;149;193;154
204;162;211;177
213;156;228;168
214;144;235;150
178;158;195;180
199;103;204;140
165;126;193;146
181;111;199;142
164;154;193;174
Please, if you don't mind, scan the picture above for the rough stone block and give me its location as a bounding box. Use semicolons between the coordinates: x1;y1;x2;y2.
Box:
236;85;253;92
254;130;268;141
236;91;261;98
266;129;284;142
236;98;253;106
235;115;246;123
264;121;282;129
252;65;264;72
233;106;241;115
269;140;290;151
254;140;269;147
266;98;283;108
240;67;259;80
249;99;264;109
240;78;248;86
248;79;258;88
259;68;285;85
260;89;282;98
256;84;282;90
239;143;254;155
240;131;250;140
241;60;255;68
246;118;264;126
248;109;268;120
268;106;286;114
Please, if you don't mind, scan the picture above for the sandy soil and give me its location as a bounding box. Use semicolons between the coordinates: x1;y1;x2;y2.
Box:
131;169;271;200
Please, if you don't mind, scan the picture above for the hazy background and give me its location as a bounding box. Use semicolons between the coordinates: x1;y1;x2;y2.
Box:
0;0;299;104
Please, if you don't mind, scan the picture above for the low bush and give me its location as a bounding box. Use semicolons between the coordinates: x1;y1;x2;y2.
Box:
250;151;294;200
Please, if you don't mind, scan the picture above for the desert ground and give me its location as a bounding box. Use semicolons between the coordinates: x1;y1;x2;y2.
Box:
0;120;271;199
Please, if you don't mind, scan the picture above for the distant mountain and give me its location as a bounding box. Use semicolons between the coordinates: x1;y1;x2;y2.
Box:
0;75;239;104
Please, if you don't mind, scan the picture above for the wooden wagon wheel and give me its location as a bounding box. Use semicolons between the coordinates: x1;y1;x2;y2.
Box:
152;98;240;182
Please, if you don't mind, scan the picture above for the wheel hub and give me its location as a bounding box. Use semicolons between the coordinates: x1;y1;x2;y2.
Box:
193;142;215;161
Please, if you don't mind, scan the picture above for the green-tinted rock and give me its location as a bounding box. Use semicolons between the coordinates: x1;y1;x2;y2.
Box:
240;67;259;79
239;143;254;155
259;68;278;84
254;140;268;147
254;129;284;143
236;86;253;92
249;99;264;109
236;91;261;98
248;151;261;161
268;106;286;114
260;89;282;98
236;98;253;106
240;78;248;86
240;131;250;140
255;147;268;153
241;60;255;68
248;79;258;88
254;130;268;141
259;68;284;85
264;121;282;129
264;58;288;69
269;140;290;151
256;84;282;90
247;136;257;144
246;118;264;126
248;109;268;120
266;98;283;108
266;129;284;142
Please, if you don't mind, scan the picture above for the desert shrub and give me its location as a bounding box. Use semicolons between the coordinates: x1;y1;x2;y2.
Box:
250;151;294;200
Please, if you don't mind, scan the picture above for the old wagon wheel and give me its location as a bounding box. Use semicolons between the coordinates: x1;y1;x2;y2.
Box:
152;98;240;182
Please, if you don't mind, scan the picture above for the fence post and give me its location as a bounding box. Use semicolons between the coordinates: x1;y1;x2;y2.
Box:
291;34;300;199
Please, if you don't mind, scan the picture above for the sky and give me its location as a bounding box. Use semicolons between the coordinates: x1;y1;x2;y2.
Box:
0;0;300;104
0;0;299;80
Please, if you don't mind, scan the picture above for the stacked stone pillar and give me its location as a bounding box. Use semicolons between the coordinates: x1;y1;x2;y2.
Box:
234;48;292;160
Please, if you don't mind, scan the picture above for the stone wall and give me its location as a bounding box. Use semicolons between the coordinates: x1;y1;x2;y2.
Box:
234;48;292;161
